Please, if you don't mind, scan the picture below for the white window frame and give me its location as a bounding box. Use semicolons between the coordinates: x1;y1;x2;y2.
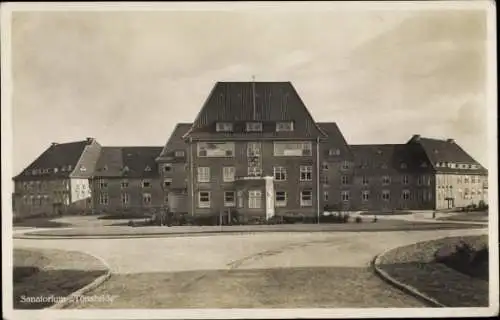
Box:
300;166;313;181
321;162;329;170
216;122;233;132
328;148;340;156
362;190;370;201
197;142;235;157
402;190;410;200
121;180;129;189
273;141;312;157
300;190;313;207
276;121;294;132
197;167;210;183
163;178;172;188
99;193;109;205
248;166;262;177
323;191;329;201
362;176;369;185
175;150;185;157
382;176;391;185
142;179;151;188
163;163;172;172
224;191;236;207
341;175;349;185
223;167;235;182
275;191;287;207
99;179;108;189
321;175;328;185
121;193;129;205
402;175;409;185
273;166;287;181
248;190;262;209
382;190;391;201
247;142;262;157
341;161;350;170
142;193;152;206
341;191;350;202
198;191;211;208
246;122;263;132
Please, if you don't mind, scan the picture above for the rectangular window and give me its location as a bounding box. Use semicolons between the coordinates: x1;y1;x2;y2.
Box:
163;178;172;188
247;142;262;157
121;193;129;205
457;175;462;184
300;166;313;181
273;166;287;181
275;191;287;207
382;190;390;201
321;162;329;170
175;150;185;157
237;191;244;208
198;191;211;208
216;122;233;132
464;176;470;183
300;190;313;206
341;161;350;170
276;121;294;132
341;175;349;185
224;191;236;207
323;191;329;201
402;175;409;185
362;176;369;185
246;122;263;132
248;190;262;209
99;193;109;205
223;167;235;182
417;176;423;185
143;193;152;205
197;142;235;157
248;166;262;177
121;180;129;189
402;190;410;200
163;164;172;172
164;195;169;204
273;141;312;156
328;148;340;156
362;190;370;201
197;167;210;183
142;180;151;188
320;175;328;185
99;179;108;189
382;176;391;185
341;191;350;202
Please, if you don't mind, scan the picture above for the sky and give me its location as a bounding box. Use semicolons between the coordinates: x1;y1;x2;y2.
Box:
9;4;492;175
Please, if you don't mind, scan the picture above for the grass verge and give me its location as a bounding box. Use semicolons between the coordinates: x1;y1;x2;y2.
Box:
376;235;489;307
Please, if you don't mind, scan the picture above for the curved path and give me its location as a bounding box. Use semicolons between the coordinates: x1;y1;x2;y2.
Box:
14;227;487;308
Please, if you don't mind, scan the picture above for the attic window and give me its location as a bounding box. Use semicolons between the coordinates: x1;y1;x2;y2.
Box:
471;164;479;169
449;163;456;169
175;150;185;157
145;166;152;172
276;121;294;132
328;149;340;156
246;122;263;132
216;122;233;132
400;163;407;169
80;166;87;172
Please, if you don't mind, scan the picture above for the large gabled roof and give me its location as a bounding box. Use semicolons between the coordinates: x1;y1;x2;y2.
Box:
13;139;95;181
94;146;163;178
156;123;192;161
183;82;326;140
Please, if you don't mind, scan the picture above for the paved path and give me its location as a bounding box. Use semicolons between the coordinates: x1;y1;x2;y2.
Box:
13;226;487;308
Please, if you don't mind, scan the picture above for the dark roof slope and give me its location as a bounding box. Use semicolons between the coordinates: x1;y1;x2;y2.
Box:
156;123;191;161
350;144;432;174
317;122;354;160
13;139;94;181
94;147;163;178
408;135;487;174
184;82;326;140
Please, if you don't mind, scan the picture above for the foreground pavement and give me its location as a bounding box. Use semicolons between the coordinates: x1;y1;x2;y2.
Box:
13;227;487;308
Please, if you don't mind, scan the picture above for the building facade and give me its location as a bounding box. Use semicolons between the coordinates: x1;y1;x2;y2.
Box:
12;81;489;219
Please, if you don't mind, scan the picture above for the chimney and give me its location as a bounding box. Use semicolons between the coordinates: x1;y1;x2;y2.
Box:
51;142;58;147
86;137;94;143
447;138;455;144
412;134;421;141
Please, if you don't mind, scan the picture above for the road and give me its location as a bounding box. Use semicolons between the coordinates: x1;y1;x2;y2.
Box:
13;227;487;308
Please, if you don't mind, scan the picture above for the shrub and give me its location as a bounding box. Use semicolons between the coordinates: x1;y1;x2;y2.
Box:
355;216;362;223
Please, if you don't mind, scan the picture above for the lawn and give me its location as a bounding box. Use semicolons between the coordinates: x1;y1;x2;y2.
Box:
13;248;108;309
19;220;484;238
376;235;489;307
438;211;488;222
13;217;71;228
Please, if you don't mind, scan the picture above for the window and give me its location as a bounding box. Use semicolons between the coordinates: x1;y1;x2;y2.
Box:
300;166;313;181
362;190;370;201
421;162;428;168
223;167;235;182
54;167;59;173
341;161;350;170
323;191;329;201
164;195;169;204
80;165;87;172
273;167;287;181
246;122;263;132
341;175;349;185
341;191;350;202
382;190;390;201
463;188;470;199
237;191;244;208
145;166;152;172
449;163;456;169
197;167;210;182
276;121;294;132
163;178;172;188
198;142;235;157
273;141;312;156
464;176;470;183
224;191;236;207
400;163;407;169
99;179;108;189
249;190;262;209
362;176;369;185
321;162;329;170
248;166;262;177
198;191;211;208
300;190;313;206
320;175;328;185
328;148;340;156
382;176;391;185
99;193;109;205
143;193;152;205
216;122;233;132
402;175;409;185
175;150;185;157
122;166;129;172
121;180;129;189
275;191;287;207
121;193;129;205
457;176;462;184
471;176;476;183
142;180;151;188
163;164;172;172
247;142;261;157
402;190;410;200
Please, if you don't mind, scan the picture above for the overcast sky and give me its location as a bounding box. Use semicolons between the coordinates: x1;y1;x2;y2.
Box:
10;5;491;174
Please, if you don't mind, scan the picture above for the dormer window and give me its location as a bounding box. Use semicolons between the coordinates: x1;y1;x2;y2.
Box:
435;162;441;168
175;150;185;157
276;121;294;132
80;166;86;172
328;148;340;156
122;166;129;172
216;122;233;132
246;122;263;132
145;166;152;172
163;164;172;172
